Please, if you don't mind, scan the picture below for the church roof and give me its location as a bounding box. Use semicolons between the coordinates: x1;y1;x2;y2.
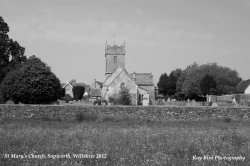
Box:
103;66;128;87
95;81;103;87
129;73;154;86
237;79;250;93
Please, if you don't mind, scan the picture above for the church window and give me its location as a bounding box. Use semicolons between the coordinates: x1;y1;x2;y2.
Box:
114;56;117;63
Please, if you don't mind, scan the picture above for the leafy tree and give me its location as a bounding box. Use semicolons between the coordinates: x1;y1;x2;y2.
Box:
1;55;61;104
157;73;168;96
200;74;216;96
119;86;131;105
0;16;27;83
176;62;241;100
166;69;182;96
72;86;85;101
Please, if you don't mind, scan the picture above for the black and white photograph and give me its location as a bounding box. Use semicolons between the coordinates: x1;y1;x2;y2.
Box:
0;0;250;165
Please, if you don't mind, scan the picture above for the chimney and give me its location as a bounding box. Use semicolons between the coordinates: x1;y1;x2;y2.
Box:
94;79;96;88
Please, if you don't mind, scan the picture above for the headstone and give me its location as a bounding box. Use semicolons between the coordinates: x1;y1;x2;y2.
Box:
6;100;14;104
187;98;191;106
211;103;219;107
191;99;196;106
142;94;149;106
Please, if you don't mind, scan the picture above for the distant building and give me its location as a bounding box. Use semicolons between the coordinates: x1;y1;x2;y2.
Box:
61;81;90;98
101;41;155;105
91;79;103;89
89;79;102;100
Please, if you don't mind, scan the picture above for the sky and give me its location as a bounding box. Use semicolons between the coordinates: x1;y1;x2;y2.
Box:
1;0;250;85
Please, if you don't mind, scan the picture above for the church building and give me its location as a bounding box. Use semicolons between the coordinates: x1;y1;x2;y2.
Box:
101;41;155;105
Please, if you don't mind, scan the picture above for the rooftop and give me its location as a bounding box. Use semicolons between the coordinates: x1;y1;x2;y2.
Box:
129;72;154;86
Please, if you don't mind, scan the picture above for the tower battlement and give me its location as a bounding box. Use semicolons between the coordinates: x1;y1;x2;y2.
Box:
105;41;125;56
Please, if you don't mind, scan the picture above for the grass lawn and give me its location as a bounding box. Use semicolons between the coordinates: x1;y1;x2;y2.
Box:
0;118;250;166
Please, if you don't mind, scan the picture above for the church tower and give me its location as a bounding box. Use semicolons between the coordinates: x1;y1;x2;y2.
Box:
105;41;125;79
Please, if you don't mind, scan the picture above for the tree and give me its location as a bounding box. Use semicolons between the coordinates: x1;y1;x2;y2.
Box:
157;73;168;96
72;86;85;101
0;16;27;84
1;55;61;104
200;74;216;96
176;62;241;100
119;86;131;105
166;69;182;96
60;87;65;98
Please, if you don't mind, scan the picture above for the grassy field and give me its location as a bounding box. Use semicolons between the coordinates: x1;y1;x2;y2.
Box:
0;117;250;166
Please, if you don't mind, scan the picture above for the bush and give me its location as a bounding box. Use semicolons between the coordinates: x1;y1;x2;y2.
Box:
108;97;114;103
119;86;131;105
60;88;65;98
72;86;85;101
1;55;61;104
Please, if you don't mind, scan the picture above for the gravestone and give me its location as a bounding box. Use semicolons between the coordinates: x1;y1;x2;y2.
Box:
142;94;149;106
211;103;219;107
6;100;14;104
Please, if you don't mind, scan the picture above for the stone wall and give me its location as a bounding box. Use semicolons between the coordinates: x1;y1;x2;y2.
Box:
1;105;250;122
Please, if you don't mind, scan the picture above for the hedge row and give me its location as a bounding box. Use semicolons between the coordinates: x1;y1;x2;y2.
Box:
0;105;250;122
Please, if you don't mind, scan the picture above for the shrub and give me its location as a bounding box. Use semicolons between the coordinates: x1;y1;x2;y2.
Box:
108;97;114;103
235;94;241;103
72;86;85;101
60;87;65;98
119;86;131;105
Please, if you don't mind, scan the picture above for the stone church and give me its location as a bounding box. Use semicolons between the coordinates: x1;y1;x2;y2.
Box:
101;41;155;105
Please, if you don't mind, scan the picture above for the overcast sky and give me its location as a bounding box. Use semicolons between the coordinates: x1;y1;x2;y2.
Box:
1;0;250;85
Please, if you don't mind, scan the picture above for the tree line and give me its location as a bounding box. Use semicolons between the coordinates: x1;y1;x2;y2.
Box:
157;62;242;101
